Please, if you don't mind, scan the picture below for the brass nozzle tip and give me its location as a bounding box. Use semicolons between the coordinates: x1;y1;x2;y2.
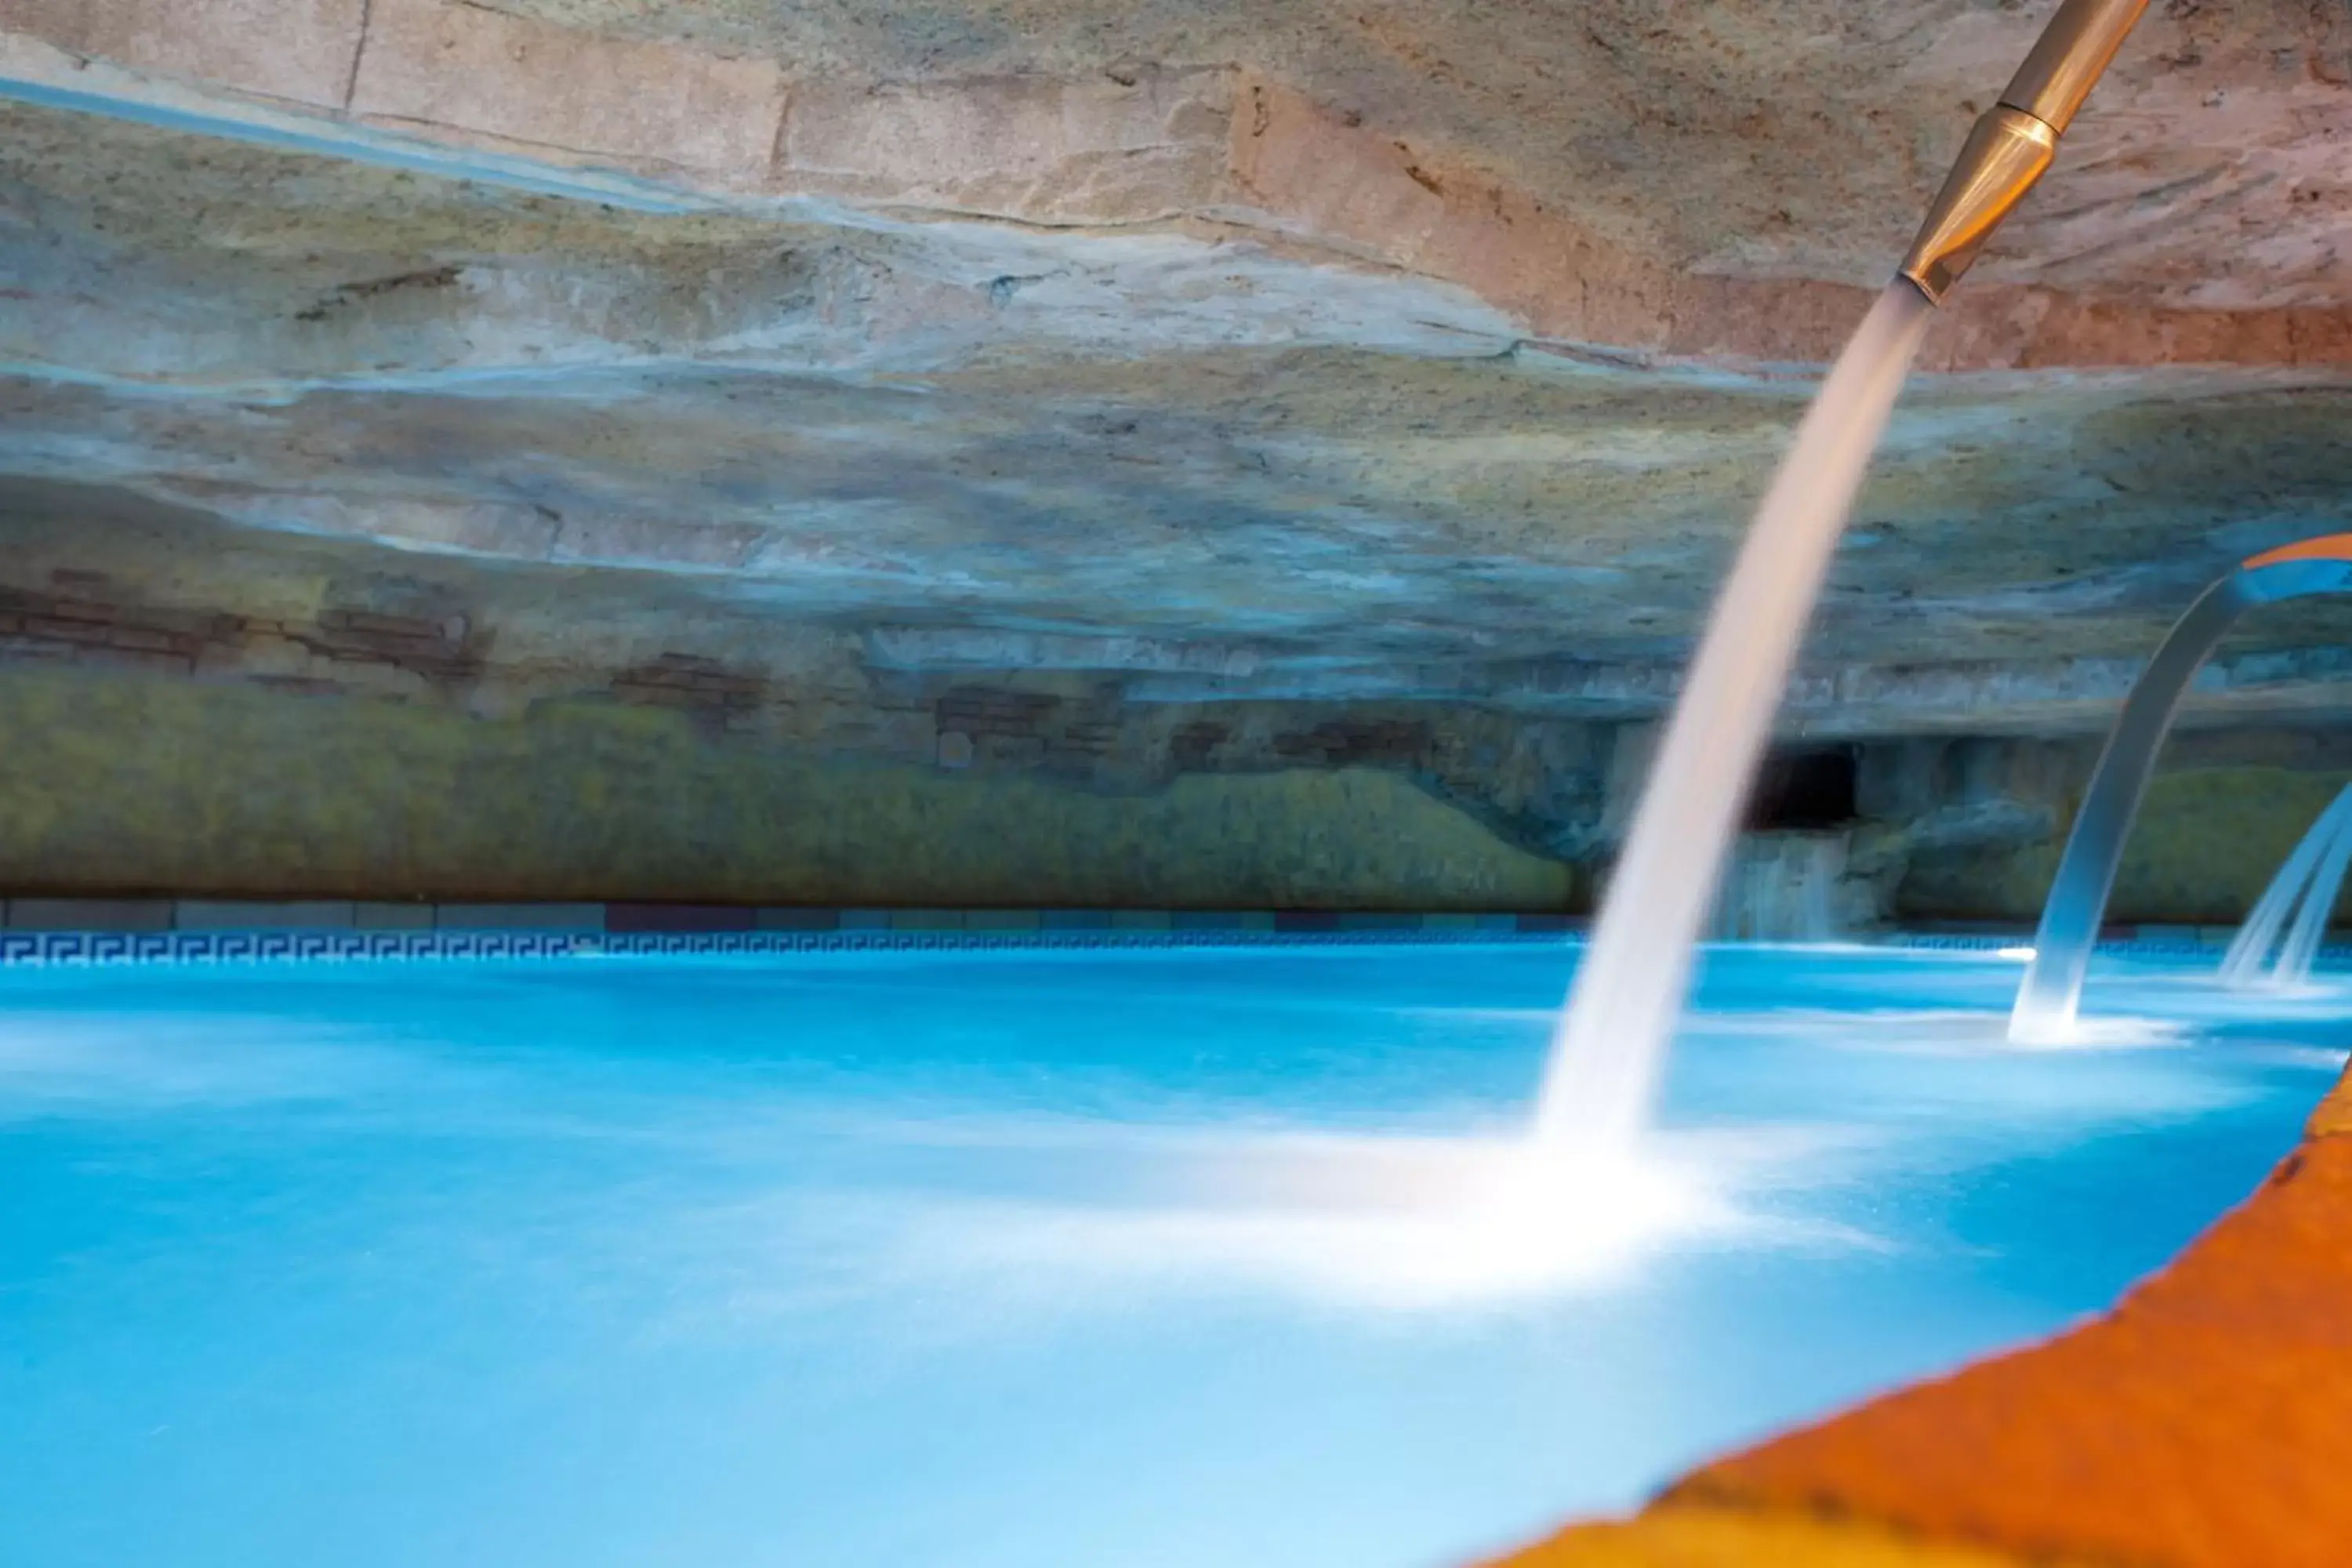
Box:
1896;0;2148;304
1896;107;2058;305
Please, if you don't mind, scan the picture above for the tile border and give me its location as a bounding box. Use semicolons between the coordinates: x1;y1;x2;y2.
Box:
0;924;1552;967
0;900;2339;968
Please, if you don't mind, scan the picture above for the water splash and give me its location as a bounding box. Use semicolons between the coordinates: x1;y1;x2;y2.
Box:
2220;782;2352;991
872;1130;1755;1314
1711;833;1848;943
1537;283;1935;1149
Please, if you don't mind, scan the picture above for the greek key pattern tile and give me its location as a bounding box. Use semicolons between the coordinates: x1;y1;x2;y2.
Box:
0;924;2338;969
0;926;1555;967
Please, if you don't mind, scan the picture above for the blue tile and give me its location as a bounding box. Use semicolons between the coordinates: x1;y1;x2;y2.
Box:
354;902;435;931
9;898;174;932
436;904;604;932
606;904;757;934
756;908;841;931
176;901;357;931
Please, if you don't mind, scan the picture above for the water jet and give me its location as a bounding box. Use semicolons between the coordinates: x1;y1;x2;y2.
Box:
5;3;2350;1563
1542;0;2154;1145
2012;535;2352;1041
2220;783;2352;993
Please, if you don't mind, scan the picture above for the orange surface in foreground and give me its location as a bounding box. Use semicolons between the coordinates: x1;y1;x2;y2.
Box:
1495;1063;2352;1568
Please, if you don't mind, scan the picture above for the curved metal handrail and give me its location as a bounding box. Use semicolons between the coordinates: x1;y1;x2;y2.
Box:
2009;534;2352;1040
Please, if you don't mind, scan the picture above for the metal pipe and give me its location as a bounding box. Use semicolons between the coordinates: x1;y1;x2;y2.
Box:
2009;536;2352;1041
1999;0;2154;133
2008;576;2249;1040
1898;0;2151;303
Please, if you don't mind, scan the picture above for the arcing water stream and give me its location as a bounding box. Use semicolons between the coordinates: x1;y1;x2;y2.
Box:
1535;0;2153;1147
1536;283;1934;1149
2221;782;2352;991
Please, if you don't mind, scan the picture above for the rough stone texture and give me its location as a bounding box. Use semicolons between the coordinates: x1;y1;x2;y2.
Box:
359;0;2352;372
5;103;2352;726
1903;757;2352;925
0;664;1575;907
1483;1505;2081;1567
0;474;2344;919
0;0;2349;912
0;0;365;108
780;67;1236;223
466;0;2352;310
1495;1060;2352;1568
1668;1063;2352;1568
18;0;2352;368
0;478;1610;906
350;0;789;177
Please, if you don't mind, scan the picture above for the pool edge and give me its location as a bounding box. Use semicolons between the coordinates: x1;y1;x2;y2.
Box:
0;909;2337;968
1485;1056;2352;1568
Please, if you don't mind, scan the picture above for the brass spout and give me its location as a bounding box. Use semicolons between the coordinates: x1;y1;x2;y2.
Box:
1898;0;2149;303
1899;108;2058;303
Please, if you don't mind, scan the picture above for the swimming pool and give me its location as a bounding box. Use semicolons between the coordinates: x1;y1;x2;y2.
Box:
4;942;2343;1568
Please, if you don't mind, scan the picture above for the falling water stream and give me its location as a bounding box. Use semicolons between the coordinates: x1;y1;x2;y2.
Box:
1537;283;1936;1149
2221;782;2352;990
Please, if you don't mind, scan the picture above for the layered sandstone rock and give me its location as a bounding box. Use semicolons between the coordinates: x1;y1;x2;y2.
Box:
0;0;2348;912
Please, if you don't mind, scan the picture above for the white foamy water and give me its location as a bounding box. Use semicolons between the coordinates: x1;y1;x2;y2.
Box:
864;1131;1759;1314
1538;283;1936;1148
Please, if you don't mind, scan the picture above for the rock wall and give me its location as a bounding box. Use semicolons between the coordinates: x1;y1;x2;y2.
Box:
4;0;2351;926
0;668;1575;909
0;480;1597;910
0;470;2342;923
1883;730;2352;927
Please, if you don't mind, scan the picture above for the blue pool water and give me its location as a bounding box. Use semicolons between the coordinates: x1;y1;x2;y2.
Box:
3;942;2345;1568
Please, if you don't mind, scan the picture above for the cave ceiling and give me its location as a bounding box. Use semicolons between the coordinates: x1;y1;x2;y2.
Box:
4;0;2351;731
